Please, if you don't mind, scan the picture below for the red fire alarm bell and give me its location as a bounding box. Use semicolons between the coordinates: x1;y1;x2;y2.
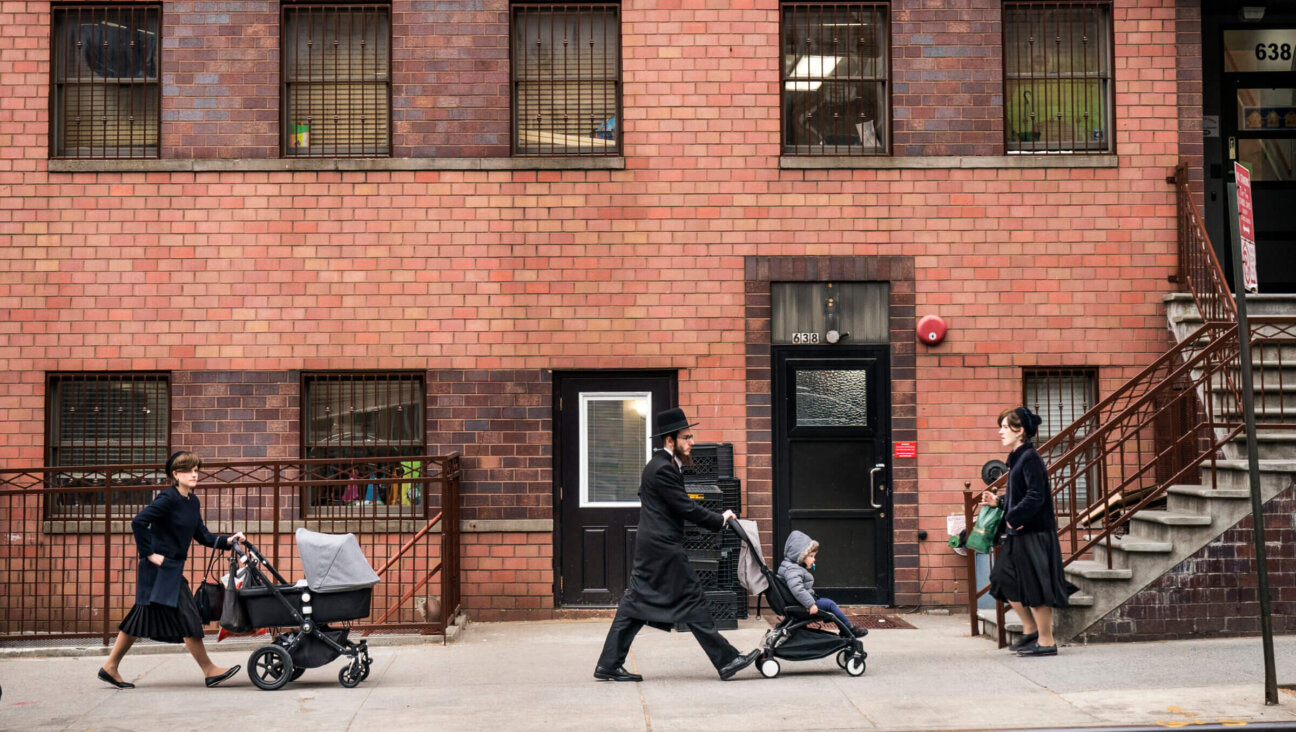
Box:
917;315;946;346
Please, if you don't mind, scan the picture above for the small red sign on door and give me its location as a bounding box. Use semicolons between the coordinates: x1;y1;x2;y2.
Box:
894;442;917;459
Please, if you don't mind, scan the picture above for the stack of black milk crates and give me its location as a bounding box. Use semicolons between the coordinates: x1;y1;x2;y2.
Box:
677;443;744;631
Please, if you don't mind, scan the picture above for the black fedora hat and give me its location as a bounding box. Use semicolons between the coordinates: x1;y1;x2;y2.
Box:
651;407;699;439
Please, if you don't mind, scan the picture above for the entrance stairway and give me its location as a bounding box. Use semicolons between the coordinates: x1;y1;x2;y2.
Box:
978;293;1296;645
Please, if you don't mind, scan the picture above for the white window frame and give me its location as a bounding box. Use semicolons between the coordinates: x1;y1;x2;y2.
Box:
579;391;651;508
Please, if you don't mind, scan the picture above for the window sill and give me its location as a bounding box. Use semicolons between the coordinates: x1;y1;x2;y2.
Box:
42;517;553;534
781;154;1119;170
46;157;626;174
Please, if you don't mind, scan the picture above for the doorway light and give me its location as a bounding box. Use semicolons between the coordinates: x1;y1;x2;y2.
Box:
1240;6;1265;21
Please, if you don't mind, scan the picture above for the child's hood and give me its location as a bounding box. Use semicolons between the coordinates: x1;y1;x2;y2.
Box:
782;530;818;565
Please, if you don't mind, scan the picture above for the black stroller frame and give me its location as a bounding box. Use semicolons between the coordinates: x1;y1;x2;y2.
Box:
728;522;867;678
232;541;374;690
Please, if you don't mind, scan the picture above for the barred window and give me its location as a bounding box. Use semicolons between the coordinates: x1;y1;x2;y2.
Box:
51;5;161;159
302;373;425;508
1024;368;1098;513
46;373;170;514
282;3;391;158
1004;1;1113;154
512;2;621;156
781;2;889;156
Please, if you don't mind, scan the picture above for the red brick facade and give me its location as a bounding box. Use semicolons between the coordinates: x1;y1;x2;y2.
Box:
0;0;1201;623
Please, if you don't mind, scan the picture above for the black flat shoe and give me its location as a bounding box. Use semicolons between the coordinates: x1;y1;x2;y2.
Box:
205;665;240;687
849;625;869;638
593;666;643;682
1008;631;1039;651
98;668;134;689
718;649;761;680
1016;643;1057;657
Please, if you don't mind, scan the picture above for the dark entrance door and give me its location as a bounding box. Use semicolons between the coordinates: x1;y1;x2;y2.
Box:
1208;18;1296;292
555;371;675;606
773;346;892;605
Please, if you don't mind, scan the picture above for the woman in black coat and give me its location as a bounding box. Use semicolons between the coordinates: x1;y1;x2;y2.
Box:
980;407;1077;657
98;451;245;689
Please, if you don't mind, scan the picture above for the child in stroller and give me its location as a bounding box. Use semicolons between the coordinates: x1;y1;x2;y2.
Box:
778;530;870;638
730;521;867;678
230;528;378;690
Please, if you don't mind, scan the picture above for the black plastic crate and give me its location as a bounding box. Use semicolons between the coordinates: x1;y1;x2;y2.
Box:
683;525;721;556
682;443;734;483
703;590;738;630
717;477;741;513
683;484;723;514
717;547;738;588
734;590;749;619
688;557;719;589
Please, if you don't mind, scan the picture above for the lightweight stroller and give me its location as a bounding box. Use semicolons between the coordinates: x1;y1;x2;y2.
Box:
729;521;867;678
231;529;379;690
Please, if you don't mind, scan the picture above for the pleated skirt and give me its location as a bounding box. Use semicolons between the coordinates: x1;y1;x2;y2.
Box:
119;577;205;643
988;531;1080;608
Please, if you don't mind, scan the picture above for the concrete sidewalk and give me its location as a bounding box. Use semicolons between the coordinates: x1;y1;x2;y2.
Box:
2;613;1295;731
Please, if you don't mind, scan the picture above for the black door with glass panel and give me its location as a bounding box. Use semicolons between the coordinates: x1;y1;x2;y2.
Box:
1211;23;1296;292
556;372;676;606
774;347;891;605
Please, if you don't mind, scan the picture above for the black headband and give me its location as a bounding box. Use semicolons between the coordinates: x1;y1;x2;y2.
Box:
164;450;186;479
1015;407;1040;439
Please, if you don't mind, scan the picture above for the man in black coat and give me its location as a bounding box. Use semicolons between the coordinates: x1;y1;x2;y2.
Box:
594;407;761;682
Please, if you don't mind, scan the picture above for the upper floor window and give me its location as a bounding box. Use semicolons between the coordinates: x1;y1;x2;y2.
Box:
282;3;391;158
512;2;621;156
51;5;161;159
46;372;170;515
302;372;425;511
1003;1;1113;154
781;2;889;156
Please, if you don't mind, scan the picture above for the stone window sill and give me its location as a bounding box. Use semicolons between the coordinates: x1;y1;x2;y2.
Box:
46;158;626;174
781;154;1119;169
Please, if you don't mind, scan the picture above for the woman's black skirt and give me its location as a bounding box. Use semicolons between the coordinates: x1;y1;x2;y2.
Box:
119;577;205;643
988;531;1080;608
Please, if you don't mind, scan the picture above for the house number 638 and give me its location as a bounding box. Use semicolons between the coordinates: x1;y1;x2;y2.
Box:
792;332;820;344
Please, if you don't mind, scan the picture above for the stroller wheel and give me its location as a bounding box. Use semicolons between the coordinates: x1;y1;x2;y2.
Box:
836;649;850;669
249;645;294;691
290;667;306;682
844;653;866;677
338;662;364;688
358;661;371;681
758;657;780;679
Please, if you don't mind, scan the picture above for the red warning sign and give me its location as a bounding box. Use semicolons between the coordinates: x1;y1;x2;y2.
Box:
893;442;917;459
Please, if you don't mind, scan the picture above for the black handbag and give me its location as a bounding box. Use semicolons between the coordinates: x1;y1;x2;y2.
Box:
219;554;253;633
193;550;225;624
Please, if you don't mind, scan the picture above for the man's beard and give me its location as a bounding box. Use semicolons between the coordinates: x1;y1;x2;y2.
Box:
677;451;694;467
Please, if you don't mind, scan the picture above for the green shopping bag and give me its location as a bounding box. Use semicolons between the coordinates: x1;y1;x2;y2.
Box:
965;504;1004;554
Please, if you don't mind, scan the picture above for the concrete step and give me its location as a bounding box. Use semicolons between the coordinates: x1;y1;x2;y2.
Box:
1091;535;1174;570
1165;483;1254;514
1064;559;1133;581
1126;510;1213;543
977;593;1095;643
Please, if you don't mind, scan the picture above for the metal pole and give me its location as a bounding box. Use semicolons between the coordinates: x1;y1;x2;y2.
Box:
1226;174;1278;705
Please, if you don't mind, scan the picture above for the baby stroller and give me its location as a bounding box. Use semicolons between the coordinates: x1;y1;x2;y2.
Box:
729;521;867;678
230;529;379;690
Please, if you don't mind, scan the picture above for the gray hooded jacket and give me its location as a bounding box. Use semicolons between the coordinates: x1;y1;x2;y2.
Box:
777;530;819;609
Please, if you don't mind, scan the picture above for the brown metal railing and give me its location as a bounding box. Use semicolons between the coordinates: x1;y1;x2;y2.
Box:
0;453;460;645
965;161;1296;642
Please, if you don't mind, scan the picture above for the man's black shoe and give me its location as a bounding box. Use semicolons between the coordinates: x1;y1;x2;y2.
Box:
718;649;761;680
593;666;643;682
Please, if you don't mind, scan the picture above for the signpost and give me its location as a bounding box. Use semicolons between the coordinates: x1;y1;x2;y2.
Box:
1228;160;1277;705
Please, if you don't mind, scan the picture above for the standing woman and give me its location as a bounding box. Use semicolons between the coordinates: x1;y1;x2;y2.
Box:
98;451;245;688
980;407;1078;657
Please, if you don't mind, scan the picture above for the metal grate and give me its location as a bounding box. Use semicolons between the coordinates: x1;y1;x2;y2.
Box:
51;4;161;159
1024;368;1099;514
282;2;392;158
301;372;425;511
780;2;889;156
1003;1;1113;154
45;372;170;516
511;2;621;156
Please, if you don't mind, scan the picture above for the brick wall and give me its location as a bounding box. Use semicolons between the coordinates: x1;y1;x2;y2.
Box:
1077;482;1296;642
891;0;1003;157
0;0;1191;616
172;370;298;460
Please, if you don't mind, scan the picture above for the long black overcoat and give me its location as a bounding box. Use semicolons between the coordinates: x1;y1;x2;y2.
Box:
619;449;725;628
